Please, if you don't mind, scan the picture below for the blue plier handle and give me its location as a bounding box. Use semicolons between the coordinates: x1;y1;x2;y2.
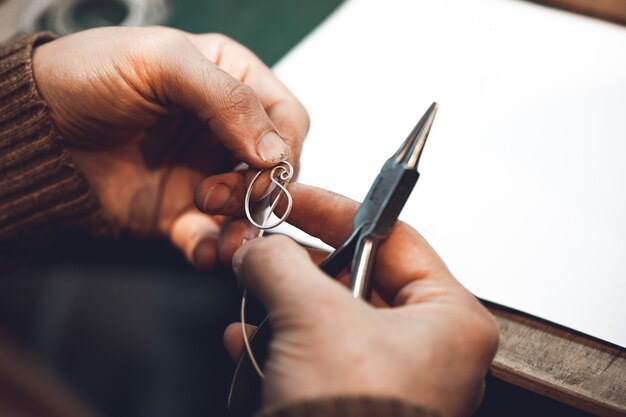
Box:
228;102;439;416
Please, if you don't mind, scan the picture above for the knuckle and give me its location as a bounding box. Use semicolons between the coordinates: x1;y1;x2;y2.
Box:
263;234;297;255
213;33;256;60
301;105;311;132
241;235;304;288
209;33;236;45
466;306;500;360
481;312;500;352
395;221;416;238
245;235;293;264
221;81;260;114
139;28;189;57
155;28;189;48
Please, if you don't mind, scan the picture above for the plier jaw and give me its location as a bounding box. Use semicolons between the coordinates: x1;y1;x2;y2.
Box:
393;101;439;170
321;102;439;298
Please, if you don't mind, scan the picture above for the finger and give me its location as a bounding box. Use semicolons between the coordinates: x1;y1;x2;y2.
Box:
223;322;257;362
238;64;308;169
307;247;332;266
266;102;308;171
233;235;348;312
304;247;389;307
195;171;247;217
185;33;309;167
194;168;279;217
275;183;358;247
168;208;221;270
152;34;291;168
274;183;453;302
218;217;260;266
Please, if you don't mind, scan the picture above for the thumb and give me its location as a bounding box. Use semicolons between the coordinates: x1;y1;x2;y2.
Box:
156;39;291;167
232;235;345;313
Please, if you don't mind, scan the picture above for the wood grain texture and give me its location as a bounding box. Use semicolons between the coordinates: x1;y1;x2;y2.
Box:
487;303;626;416
529;0;626;24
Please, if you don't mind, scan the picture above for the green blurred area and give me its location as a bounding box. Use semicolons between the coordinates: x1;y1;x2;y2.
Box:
169;0;344;65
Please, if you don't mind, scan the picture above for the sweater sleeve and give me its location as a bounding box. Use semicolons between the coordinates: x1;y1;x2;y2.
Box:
255;396;441;417
0;33;113;265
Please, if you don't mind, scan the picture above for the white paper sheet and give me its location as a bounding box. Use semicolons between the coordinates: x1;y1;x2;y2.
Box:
272;0;626;347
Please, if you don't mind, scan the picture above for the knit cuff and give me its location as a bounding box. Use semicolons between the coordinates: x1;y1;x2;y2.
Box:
255;396;441;417
0;33;114;246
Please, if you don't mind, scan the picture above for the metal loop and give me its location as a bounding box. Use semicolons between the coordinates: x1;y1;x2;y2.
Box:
241;161;294;381
244;162;294;231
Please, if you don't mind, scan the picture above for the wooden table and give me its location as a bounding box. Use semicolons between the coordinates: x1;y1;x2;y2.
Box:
488;302;626;416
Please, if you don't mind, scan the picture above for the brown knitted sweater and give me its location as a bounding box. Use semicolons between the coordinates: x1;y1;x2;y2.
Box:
0;33;111;268
0;34;440;417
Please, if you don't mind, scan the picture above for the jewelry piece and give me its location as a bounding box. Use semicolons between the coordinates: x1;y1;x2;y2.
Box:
241;161;294;380
244;162;294;234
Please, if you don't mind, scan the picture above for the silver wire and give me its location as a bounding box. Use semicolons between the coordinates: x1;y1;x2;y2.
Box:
241;289;264;379
244;162;294;231
241;161;294;380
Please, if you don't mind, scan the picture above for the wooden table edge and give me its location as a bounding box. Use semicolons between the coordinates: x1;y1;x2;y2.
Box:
485;301;626;417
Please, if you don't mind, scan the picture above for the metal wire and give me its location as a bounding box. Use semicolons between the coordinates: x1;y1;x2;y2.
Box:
240;161;294;380
244;162;294;232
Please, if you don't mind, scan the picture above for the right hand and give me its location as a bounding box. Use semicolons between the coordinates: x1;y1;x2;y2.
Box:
219;183;499;417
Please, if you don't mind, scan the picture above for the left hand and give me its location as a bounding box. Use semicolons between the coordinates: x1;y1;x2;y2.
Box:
33;26;309;268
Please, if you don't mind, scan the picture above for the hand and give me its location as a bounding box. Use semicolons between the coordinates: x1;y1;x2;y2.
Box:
222;184;498;417
33;26;309;268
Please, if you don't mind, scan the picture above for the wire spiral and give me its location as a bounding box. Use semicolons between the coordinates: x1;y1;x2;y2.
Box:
241;161;294;380
244;162;294;232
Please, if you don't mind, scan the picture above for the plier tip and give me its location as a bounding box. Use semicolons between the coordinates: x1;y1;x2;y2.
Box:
394;101;438;170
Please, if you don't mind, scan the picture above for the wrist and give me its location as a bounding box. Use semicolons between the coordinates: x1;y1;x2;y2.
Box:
0;33;116;242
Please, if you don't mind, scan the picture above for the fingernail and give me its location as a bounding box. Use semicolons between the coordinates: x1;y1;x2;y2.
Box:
257;131;290;163
202;183;231;212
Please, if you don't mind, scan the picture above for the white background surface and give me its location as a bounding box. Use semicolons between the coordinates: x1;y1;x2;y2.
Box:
273;0;626;347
